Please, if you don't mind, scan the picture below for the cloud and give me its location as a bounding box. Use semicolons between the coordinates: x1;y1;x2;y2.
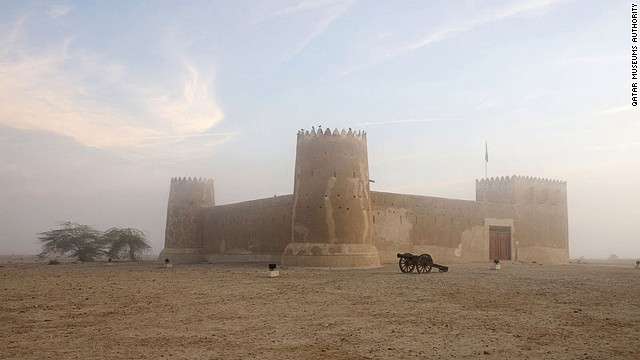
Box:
358;117;469;127
268;0;345;18
591;104;635;116
48;4;71;19
478;98;498;110
0;25;228;161
401;0;561;55
265;0;354;58
588;142;640;152
289;0;354;57
370;151;432;166
556;53;626;66
0;15;27;50
343;0;563;75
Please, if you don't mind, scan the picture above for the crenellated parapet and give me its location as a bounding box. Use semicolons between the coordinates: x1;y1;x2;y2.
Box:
168;177;215;206
297;127;367;141
476;175;567;205
170;176;215;187
171;176;215;183
477;175;566;184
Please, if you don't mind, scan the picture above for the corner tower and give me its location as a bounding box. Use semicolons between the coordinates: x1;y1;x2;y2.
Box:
476;175;569;263
281;128;380;267
159;177;215;263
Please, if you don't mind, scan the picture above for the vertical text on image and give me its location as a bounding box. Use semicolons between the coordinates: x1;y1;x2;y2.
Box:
632;3;637;105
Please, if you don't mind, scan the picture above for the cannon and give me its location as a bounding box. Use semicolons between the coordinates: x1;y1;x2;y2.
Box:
397;253;448;273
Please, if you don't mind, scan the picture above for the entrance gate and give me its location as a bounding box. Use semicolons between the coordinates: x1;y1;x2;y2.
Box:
489;226;512;260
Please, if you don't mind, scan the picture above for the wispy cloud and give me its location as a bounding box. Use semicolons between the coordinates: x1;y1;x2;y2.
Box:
557;53;626;66
370;151;432;166
588;142;640;152
590;104;634;116
289;0;353;57
0;21;229;161
48;4;71;19
343;0;562;75
391;0;561;58
0;15;27;50
266;0;354;58
268;0;344;18
478;98;498;110
358;117;469;127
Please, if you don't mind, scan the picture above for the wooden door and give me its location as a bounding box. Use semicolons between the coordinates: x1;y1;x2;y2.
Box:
489;226;511;260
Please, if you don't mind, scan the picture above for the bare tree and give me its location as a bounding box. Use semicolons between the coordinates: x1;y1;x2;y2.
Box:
103;227;151;262
38;222;103;262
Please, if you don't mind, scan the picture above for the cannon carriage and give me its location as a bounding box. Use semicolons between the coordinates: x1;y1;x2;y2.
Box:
397;253;448;273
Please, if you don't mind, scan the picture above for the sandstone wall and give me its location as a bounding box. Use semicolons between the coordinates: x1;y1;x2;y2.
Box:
160;177;215;263
161;180;568;265
202;195;293;261
510;202;569;263
371;191;511;264
370;175;569;265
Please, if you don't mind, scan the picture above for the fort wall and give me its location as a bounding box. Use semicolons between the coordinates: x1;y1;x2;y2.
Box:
158;131;569;266
371;179;569;264
159;177;215;263
371;191;509;263
202;195;293;263
509;203;569;263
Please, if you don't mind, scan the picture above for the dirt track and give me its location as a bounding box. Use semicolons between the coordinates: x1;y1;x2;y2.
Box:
1;261;638;359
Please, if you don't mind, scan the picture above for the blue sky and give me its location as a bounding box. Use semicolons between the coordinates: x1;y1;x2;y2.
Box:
0;0;637;258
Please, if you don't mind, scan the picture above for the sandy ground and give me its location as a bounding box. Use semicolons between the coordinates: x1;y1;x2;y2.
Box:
1;260;639;359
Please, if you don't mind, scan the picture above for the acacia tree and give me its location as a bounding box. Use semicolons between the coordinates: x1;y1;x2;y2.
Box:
38;222;104;262
102;227;151;262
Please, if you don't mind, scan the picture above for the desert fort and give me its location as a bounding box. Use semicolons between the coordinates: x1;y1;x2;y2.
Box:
159;128;569;266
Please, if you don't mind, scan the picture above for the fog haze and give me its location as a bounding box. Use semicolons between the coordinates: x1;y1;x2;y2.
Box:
0;1;638;259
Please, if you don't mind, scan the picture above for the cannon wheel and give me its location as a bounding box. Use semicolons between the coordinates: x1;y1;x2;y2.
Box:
399;257;415;273
416;254;433;274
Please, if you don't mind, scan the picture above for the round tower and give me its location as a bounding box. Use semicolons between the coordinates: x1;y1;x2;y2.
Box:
159;177;215;263
281;128;380;267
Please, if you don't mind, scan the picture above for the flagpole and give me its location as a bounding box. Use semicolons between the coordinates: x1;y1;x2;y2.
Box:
484;141;488;178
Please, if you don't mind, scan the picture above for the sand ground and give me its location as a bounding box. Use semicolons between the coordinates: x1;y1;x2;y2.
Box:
1;260;639;359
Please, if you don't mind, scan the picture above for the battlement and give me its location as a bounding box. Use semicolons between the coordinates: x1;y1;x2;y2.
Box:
297;128;367;141
476;175;566;205
476;175;565;185
170;176;214;184
168;177;215;207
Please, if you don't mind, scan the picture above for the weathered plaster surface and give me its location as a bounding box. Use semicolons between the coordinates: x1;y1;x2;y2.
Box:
161;131;569;266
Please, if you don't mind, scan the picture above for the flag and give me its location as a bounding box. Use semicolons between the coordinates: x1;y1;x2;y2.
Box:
485;141;489;163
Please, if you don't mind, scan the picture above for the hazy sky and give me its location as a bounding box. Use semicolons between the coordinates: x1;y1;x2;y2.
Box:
0;0;638;258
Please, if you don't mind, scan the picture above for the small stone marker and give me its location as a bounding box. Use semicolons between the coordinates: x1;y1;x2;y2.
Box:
268;263;279;277
491;259;501;270
164;258;173;268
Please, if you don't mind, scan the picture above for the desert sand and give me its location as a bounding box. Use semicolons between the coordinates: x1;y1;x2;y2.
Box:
1;260;638;359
